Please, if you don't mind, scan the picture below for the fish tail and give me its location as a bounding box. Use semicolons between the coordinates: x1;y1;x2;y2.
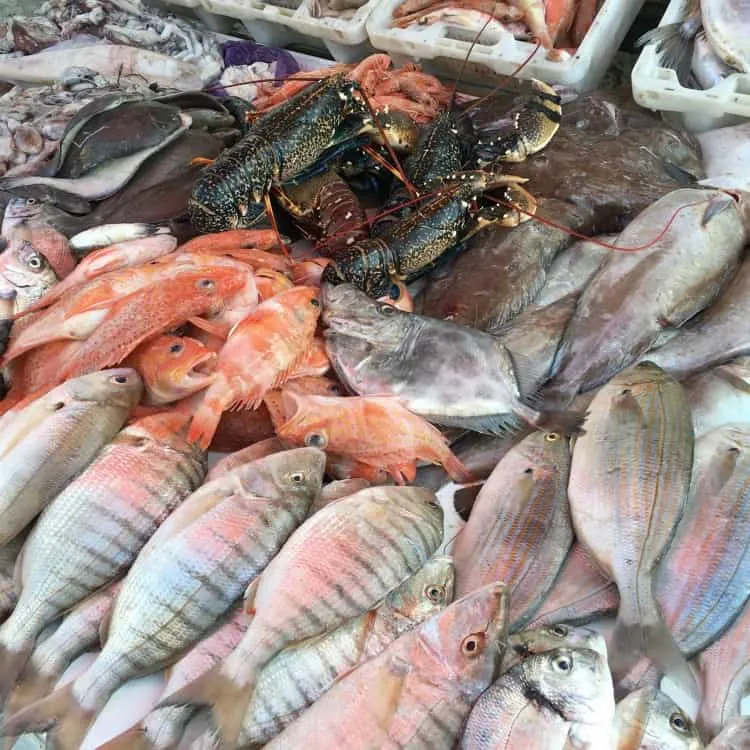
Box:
440;450;474;484
0;643;34;704
187;385;228;450
610;595;699;703
158;665;253;749
635;21;699;86
97;725;153;750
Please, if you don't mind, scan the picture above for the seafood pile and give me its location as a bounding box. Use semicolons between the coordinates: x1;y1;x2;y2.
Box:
389;0;602;53
637;0;750;88
1;13;750;749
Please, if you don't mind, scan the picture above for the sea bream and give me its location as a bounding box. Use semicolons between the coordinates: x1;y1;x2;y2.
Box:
322;282;575;436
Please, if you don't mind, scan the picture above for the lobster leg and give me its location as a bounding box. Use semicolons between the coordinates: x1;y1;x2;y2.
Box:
190;157;217;167
263;193;291;259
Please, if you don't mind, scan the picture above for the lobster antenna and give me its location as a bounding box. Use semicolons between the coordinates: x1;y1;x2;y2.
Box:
449;14;495;110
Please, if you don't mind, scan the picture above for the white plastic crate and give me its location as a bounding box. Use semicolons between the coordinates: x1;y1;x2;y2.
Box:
631;0;750;133
189;0;379;62
365;0;645;92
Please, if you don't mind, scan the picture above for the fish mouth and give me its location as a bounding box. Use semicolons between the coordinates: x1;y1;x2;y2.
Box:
184;352;217;381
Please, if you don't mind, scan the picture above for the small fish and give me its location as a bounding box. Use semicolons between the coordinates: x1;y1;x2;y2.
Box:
528;543;619;628
274;390;472;484
0;408;203;702
567;362;698;699
461;647;616;750
683;358;750;438
2;448;326;750
696;599;750;740
187;286;322;450
547;189;748;402
125;334;217;405
655;425;750;657
8;580;124;713
237;556;456;746
614;687;703;750
265;583;509;750
69;224;172;256
323;283;577;436
0;368;142;546
500;623;609;673
0;233;59;315
173;485;444;747
101;606;249;750
19;234;178;316
453;429;573;629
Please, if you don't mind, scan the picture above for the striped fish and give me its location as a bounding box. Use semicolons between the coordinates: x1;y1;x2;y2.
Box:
2;448;326;750
179;485;445;746
237;555;456;746
452;429;573;630
0;409;204;702
568;362;698;700
266;583;509;750
614;687;702;750
528;543;619;628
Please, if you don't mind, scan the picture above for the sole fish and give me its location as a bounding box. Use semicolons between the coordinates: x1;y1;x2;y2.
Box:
567;362;698;699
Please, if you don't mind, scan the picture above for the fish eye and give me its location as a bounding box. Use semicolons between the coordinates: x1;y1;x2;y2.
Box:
304;432;328;449
310;298;320;308
327;384;340;394
27;254;42;269
545;432;560;442
170;343;184;354
196;279;215;290
290;472;305;483
111;374;130;385
669;712;689;734
549;624;568;638
461;633;485;657
379;303;395;316
26;198;36;205
51;401;65;411
551;653;572;673
424;584;445;604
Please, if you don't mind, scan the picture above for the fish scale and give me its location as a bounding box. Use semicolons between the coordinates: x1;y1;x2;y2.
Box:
0;409;204;701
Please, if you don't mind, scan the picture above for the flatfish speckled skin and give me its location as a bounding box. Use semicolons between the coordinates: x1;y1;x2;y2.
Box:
567;362;698;700
266;583;509;750
452;429;572;629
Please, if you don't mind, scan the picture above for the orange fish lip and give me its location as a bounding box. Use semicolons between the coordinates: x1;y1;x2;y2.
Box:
184;351;218;380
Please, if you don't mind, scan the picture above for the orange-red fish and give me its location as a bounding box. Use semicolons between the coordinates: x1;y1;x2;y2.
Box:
15;234;178;318
274;391;472;484
289;338;330;379
125;334;217;405
256;269;294;301
179;229;281;254
187;286;321;449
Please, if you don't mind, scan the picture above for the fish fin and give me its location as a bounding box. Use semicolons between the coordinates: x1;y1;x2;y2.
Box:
635;22;697;86
454;482;483;522
439;452;474;485
188;317;230;340
0;644;34;703
244;577;260;616
370;655;410;731
187;390;227;450
99;606;113;646
701;196;734;226
662;162;699;185
12;542;25;594
158;667;250;750
191;157;216;167
421;413;522;437
96;726;152;750
609;607;699;704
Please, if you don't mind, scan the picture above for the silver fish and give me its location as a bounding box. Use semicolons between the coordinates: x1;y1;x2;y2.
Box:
461;647;616;750
0;367;142;546
547;189;749;401
68;223;172;256
0;408;203;703
453;429;573;629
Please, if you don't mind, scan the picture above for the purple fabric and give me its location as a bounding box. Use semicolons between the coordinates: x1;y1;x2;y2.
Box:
221;41;300;84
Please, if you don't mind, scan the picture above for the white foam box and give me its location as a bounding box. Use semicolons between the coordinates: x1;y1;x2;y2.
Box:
631;0;750;132
365;0;645;92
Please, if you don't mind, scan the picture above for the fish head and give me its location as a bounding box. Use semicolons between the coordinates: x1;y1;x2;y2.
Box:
507;624;608;665
267;285;322;333
0;239;58;303
291;257;331;287
234;447;326;507
131;334;217;406
383;555;456;623
414;582;509;702
613;361;675;392
263;379;342;433
531;647;615;726
119;409;204;456
323;330;381;392
2;198;42;224
516;430;571;476
615;687;701;750
214;266;258;328
321;282;410;347
273;390;334;449
64;368;143;411
256;268;294;301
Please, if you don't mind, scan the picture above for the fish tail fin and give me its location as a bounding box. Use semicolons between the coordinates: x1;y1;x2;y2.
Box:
97;725;153;750
610;596;699;703
0;643;33;704
635;22;697;86
159;666;251;749
440;450;474;484
187;387;227;450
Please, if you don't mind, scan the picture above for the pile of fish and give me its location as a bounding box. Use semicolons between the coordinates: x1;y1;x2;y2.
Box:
638;0;750;88
2;8;750;747
389;0;601;53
